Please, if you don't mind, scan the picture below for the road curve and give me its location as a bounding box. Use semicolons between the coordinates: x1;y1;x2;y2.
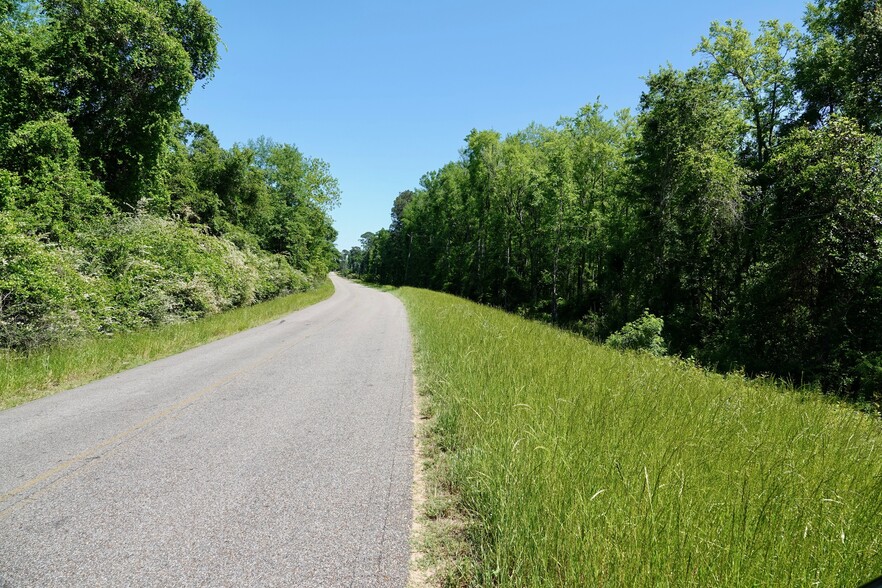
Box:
0;275;413;587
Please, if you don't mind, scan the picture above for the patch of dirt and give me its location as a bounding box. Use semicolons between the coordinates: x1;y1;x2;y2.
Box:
407;370;475;588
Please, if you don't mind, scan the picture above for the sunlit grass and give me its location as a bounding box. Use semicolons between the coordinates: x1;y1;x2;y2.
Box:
0;280;334;410
399;287;882;586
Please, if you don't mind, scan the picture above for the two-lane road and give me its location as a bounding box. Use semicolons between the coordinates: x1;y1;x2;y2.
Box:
0;275;413;587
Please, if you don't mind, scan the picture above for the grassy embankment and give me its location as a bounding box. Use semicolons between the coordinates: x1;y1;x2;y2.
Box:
0;280;334;410
400;287;882;587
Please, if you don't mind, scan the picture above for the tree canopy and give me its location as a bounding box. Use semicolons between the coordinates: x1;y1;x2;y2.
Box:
344;0;882;402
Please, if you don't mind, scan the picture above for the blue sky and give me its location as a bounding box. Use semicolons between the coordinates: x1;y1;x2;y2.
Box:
183;0;809;250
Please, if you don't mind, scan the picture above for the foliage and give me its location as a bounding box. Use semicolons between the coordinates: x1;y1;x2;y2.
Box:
0;114;111;238
0;212;311;350
348;0;882;402
626;67;747;351
605;310;667;356
796;0;882;130
247;136;341;275
695;19;800;168
726;116;882;398
0;213;109;349
40;0;220;207
0;1;340;355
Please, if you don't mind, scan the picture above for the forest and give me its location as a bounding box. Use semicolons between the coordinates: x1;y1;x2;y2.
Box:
0;0;340;351
343;0;882;402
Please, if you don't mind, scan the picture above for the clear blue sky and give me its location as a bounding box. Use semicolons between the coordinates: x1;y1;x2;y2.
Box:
183;0;809;251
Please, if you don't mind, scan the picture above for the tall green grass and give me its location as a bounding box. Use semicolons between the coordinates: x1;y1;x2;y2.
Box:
0;280;334;410
399;287;882;586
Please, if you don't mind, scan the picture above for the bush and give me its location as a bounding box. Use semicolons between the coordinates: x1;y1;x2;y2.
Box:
247;248;309;300
0;212;315;350
0;214;111;348
606;309;668;356
856;353;882;406
79;214;258;325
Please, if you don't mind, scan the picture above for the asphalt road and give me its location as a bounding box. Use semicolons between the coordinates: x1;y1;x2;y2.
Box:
0;275;414;587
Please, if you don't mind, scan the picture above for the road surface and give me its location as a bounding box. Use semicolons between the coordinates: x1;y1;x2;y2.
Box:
0;275;414;587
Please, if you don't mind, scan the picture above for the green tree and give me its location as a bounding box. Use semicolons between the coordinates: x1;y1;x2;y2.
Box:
627;67;748;354
556;103;631;321
541;129;577;323
490;133;543;309
695;19;800;168
728;116;882;397
461;129;502;300
248;138;341;276
796;0;882;131
0;2;54;141
390;190;414;232
40;0;220;207
0;114;110;238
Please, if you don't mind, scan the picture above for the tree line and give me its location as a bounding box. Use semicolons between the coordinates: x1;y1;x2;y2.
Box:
342;0;882;402
0;1;339;350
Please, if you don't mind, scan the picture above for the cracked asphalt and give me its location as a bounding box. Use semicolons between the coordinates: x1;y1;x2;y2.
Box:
0;274;413;587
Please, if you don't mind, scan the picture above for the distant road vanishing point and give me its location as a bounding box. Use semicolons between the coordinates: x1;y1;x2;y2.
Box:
0;274;414;587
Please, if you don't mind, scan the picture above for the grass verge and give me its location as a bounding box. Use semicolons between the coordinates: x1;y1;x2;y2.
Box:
0;280;334;411
398;286;882;587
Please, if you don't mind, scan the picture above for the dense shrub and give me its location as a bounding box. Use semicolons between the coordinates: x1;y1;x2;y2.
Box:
247;249;309;300
80;214;311;328
605;310;668;356
0;214;111;348
0;212;309;350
